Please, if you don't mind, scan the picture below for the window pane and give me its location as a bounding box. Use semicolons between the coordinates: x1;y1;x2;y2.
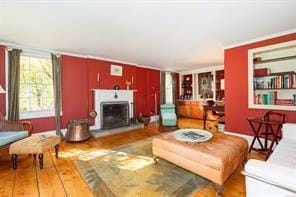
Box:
20;56;29;70
20;84;30;97
19;54;54;113
20;98;30;112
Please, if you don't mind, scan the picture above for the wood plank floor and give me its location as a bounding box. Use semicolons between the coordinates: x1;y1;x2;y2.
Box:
0;118;264;197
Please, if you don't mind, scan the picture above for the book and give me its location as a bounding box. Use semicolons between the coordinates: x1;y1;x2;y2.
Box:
254;68;270;77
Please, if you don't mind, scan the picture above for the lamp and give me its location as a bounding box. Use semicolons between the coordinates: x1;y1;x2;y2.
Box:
0;85;5;94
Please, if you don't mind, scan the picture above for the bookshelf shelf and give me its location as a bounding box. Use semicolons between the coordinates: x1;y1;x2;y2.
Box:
254;55;296;65
255;88;296;90
248;40;296;111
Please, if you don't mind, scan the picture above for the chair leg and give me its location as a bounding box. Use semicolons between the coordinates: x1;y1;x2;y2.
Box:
153;157;159;165
38;154;44;169
55;144;59;159
12;154;17;170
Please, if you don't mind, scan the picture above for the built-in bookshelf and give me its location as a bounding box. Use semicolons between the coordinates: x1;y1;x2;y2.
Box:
181;74;193;100
215;70;224;100
248;40;296;111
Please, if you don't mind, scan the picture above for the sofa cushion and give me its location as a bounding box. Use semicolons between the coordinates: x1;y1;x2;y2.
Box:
268;139;296;169
0;131;29;146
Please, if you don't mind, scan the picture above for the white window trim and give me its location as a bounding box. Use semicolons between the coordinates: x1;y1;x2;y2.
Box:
5;49;62;120
20;110;55;120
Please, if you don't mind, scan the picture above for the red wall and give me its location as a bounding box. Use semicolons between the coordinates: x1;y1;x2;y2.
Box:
224;33;296;136
0;47;160;133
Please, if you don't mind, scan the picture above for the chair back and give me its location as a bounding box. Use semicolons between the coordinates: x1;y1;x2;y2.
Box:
263;110;286;123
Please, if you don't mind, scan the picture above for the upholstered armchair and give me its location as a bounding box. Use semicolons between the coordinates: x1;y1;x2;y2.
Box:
160;104;177;126
0;113;33;157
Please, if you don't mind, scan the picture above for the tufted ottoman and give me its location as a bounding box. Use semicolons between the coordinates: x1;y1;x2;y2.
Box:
152;131;248;196
9;135;61;169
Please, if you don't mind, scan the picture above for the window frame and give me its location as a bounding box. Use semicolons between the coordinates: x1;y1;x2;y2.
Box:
6;50;57;120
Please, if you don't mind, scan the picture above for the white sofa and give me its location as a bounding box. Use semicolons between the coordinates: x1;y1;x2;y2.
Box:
243;123;296;197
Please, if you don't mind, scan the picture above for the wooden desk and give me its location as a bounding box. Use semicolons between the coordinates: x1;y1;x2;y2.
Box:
203;105;225;130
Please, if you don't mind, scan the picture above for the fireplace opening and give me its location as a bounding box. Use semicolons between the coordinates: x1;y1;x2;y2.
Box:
101;101;130;129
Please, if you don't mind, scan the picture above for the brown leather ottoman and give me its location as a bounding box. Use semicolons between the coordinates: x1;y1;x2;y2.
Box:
152;131;248;195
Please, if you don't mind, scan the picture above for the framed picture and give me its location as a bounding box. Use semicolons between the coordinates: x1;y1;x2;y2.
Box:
198;72;213;98
110;64;123;76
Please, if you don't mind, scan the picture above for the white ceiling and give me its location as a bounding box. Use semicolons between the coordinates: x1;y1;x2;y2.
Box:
0;0;296;71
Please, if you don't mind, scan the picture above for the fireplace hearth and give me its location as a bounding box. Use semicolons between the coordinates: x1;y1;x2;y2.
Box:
101;101;130;129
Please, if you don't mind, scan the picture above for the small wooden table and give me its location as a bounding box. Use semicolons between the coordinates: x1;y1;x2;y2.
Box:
247;117;283;160
203;105;225;130
9;135;61;169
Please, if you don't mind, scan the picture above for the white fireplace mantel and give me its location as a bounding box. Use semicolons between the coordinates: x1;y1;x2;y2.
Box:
91;89;135;130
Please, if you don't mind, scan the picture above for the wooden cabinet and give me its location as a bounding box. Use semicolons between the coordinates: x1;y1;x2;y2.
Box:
177;101;191;117
190;101;204;119
177;100;221;120
177;100;204;119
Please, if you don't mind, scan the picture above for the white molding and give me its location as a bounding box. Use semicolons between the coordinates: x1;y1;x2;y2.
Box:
150;115;159;122
19;110;55;120
179;65;224;75
0;40;163;71
224;28;296;49
224;130;272;149
248;40;296;111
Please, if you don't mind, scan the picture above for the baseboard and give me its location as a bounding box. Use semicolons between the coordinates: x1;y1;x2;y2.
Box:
224;130;273;149
150;115;159;122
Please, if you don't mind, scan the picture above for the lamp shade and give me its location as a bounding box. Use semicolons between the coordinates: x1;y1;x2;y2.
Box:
0;85;6;94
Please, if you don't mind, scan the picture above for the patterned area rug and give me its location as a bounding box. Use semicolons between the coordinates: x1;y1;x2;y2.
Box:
74;138;209;197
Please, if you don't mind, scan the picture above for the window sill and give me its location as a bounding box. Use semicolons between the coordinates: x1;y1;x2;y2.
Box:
20;110;62;120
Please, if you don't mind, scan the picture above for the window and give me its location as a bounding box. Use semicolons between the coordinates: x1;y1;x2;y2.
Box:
19;53;54;118
165;72;173;104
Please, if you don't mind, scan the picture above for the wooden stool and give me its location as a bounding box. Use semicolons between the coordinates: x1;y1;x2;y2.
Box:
9;135;61;169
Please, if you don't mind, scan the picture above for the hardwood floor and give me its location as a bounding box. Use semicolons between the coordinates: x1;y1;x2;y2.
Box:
0;118;263;197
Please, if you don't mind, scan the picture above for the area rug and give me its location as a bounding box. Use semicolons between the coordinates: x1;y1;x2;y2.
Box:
73;137;209;197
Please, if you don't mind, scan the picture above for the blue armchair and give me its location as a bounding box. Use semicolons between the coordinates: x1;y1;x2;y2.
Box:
160;104;177;126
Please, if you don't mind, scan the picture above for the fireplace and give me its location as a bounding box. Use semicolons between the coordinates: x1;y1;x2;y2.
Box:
101;101;130;129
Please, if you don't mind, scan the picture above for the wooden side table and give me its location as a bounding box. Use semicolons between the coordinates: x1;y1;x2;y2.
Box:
247;117;283;160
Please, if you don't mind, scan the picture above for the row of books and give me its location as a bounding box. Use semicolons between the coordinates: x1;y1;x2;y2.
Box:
254;74;296;89
254;91;277;105
254;91;296;106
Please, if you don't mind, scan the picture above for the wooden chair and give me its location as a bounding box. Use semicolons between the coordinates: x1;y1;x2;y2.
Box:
261;110;286;147
0;113;33;157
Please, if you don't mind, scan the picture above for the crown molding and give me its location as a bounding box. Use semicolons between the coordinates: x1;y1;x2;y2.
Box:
224;28;296;50
179;65;224;75
0;40;163;71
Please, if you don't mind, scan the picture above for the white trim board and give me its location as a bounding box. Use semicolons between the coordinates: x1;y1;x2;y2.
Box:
224;130;273;149
224;28;296;50
178;65;224;75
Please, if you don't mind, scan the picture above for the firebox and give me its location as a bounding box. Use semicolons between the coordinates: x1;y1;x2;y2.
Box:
100;101;130;129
